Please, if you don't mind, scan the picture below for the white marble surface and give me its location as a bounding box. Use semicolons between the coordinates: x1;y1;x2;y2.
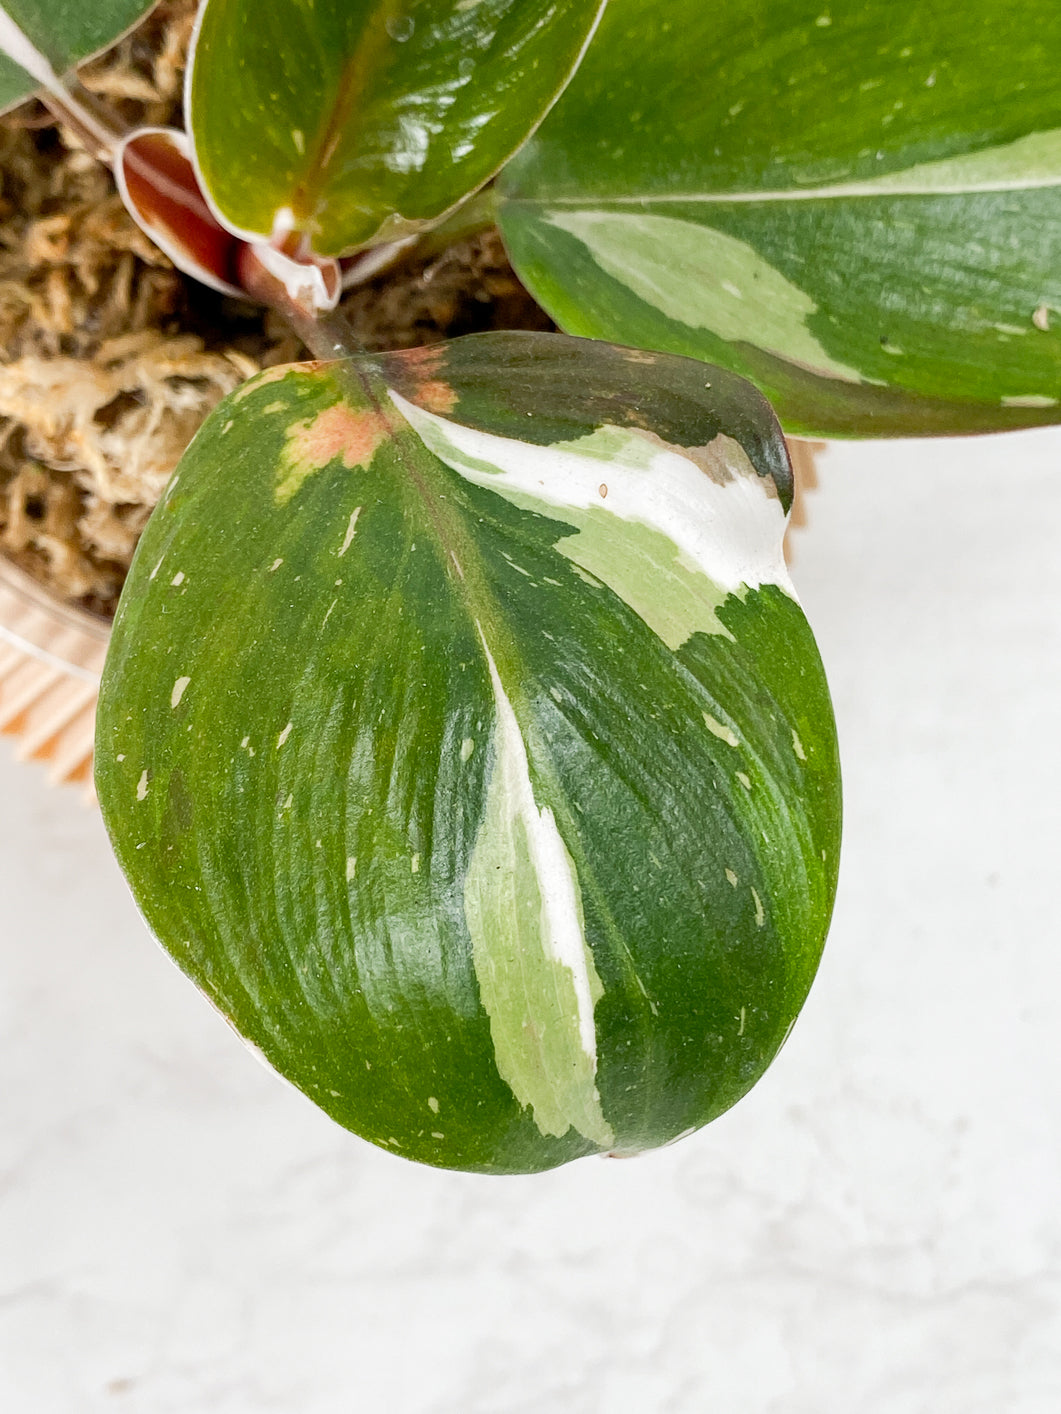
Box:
3;431;1061;1412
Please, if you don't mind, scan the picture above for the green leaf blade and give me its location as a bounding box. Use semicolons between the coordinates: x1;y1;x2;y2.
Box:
188;0;604;255
498;0;1061;436
97;333;840;1173
0;0;157;111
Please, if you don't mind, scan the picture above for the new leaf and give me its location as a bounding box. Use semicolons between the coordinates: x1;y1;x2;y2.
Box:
188;0;604;256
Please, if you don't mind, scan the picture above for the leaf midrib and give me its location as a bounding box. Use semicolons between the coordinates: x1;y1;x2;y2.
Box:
337;361;662;1072
288;0;404;234
508;172;1061;207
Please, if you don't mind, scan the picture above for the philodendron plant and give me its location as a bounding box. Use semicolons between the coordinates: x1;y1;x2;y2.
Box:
4;0;1055;1173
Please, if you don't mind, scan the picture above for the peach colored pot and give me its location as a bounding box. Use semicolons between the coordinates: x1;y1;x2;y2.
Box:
0;554;108;797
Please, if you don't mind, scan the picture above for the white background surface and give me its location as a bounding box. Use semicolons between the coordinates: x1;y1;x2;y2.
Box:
2;431;1061;1412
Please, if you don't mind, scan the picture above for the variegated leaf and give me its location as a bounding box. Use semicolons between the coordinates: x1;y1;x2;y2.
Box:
0;0;156;113
498;0;1061;437
96;333;840;1174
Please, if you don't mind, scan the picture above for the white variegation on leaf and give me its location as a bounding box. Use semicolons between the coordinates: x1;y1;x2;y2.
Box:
391;391;796;646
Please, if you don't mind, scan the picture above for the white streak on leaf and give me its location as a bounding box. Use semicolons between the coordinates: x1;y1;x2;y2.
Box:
480;638;598;1061
463;633;613;1147
338;506;362;556
536;128;1061;204
0;12;58;89
752;889;765;927
1002;393;1058;408
703;712;739;747
136;770;149;801
171;676;191;708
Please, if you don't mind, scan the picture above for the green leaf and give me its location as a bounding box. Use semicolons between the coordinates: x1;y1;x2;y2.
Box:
498;0;1061;437
0;0;156;112
187;0;604;257
95;332;840;1174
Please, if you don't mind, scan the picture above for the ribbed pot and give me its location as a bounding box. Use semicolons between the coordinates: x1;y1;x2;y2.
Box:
0;554;109;798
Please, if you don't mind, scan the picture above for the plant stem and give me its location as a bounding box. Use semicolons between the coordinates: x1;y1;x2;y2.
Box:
37;76;131;164
237;246;366;363
285;305;369;365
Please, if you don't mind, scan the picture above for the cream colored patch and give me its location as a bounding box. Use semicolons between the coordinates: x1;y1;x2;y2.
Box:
546;210;862;383
136;770;149;801
338;507;362;556
171;676;191;709
703;712;740;747
1002;393;1058;408
232;362;305;402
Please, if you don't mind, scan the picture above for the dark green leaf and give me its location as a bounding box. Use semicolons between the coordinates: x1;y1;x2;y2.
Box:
0;0;156;112
498;0;1061;437
96;332;840;1173
188;0;604;256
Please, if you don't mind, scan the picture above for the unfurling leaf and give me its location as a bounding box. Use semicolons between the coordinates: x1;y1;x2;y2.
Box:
498;0;1061;437
0;0;156;112
96;333;841;1174
187;0;605;256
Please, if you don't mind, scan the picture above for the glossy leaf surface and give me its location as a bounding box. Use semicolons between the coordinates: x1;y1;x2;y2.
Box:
0;0;155;112
499;0;1061;437
188;0;603;256
96;332;840;1174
